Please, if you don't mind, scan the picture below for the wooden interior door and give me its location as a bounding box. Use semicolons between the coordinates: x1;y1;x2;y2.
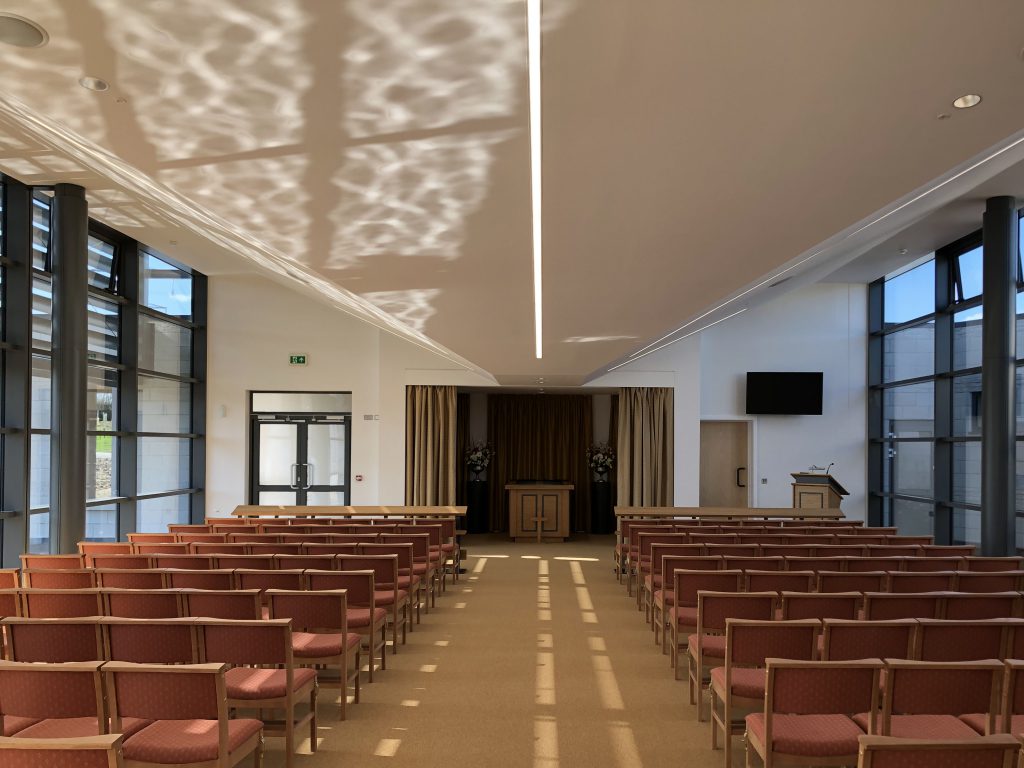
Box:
699;421;750;507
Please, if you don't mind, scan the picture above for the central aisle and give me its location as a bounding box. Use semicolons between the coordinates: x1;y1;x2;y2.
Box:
270;537;723;768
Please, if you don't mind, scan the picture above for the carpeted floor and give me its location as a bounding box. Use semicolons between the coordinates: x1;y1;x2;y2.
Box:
265;535;730;768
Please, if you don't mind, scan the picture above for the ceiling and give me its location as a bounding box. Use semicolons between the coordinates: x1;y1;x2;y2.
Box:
0;1;1023;383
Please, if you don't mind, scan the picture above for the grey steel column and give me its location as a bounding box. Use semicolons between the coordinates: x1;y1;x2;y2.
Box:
981;195;1018;555
50;184;88;553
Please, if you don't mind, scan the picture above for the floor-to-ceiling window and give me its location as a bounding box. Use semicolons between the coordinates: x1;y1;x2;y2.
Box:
0;176;207;561
869;221;1022;548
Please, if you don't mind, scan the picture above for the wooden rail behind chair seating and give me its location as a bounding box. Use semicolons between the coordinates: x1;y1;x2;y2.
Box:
231;505;467;519
614;506;848;521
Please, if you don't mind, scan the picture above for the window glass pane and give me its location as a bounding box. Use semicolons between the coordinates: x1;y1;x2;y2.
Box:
85;504;117;542
1018;368;1024;437
306;491;347;505
141;252;192;318
259;491;297;505
139;315;191;376
137;494;190;533
952;441;981;507
1017;440;1024;514
953;306;983;370
882;321;934;382
28;512;49;553
953;507;980;548
955;245;983;302
891;497;933;537
87;435;117;501
31;197;49;271
882;382;933;438
31;355;50;429
138;436;190;494
884;260;935;327
138;375;190;433
882;441;933;498
1017;292;1024;359
30;433;49;508
87;294;119;363
251;392;353;413
87;235;116;291
32;276;51;350
87;367;118;431
953;374;983;436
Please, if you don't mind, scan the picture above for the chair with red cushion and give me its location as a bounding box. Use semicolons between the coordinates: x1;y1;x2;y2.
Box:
916;619;1008;662
0;734;125;768
199;619;316;767
305;569;386;682
19;589;102;619
653;555;722;651
710;619;819;767
856;734;1019;768
78;543;133;561
343;552;412;643
745;658;883;768
669;570;744;675
104;660;263;768
102;618;199;664
877;659;1002;739
267;589;361;721
181;590;262;620
687;591;777;721
232;569;306;607
994;660;1024;735
22;570;97;589
643;543;705;625
3;618;104;662
0;660;112;740
821;619;918;662
377;534;437;612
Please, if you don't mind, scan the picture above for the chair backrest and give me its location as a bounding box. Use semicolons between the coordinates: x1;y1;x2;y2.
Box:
920;545;975;558
848;557;905;573
274;554;336;570
233;568;306;593
89;555;154;570
862;593;941;620
104;661;225;723
227;534;281;544
133;543;190;555
780;592;860;621
78;543;133;558
0;660;104;720
748;571;815;593
884;660;1002;724
856;735;1019;768
955;571;1023;593
726;619;820;667
176;534;226;544
163;569;235;590
153;555;214;570
814;545;869;558
212;555;275;571
0;588;19;618
674;570;744;607
963;557;1024;572
20;589;103;618
943;592;1020;620
181;589;262;620
267;589;347;634
377;534;429;561
102;589;182;619
661;557;722;582
916;619;1009;662
649;543;705;572
94;569;167;590
0;569;19;589
22;569;97;589
1002;660;1024;723
249;543;302;556
167;524;212;534
821;619;918;662
305;569;374;605
697;591;776;634
816;571;886;594
904;557;963;573
189;542;248;556
127;533;175;543
200;618;291;666
766;659;882;716
0;734;124;768
886;572;957;593
19;555;84;571
337;555;399;588
2;618;104;662
704;544;760;558
102;618;198;664
787;557;848;573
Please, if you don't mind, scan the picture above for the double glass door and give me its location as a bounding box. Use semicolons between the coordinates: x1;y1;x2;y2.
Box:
250;415;350;505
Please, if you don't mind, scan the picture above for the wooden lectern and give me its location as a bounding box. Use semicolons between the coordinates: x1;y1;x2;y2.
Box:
506;483;574;542
791;473;848;509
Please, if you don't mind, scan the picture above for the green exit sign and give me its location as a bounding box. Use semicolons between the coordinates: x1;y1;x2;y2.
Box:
289;355;307;366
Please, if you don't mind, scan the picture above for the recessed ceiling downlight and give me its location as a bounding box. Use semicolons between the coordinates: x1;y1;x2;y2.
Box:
953;94;982;109
79;76;109;92
0;14;48;48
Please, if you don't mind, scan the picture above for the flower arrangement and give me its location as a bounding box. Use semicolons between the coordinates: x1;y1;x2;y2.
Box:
587;442;615;478
465;441;494;474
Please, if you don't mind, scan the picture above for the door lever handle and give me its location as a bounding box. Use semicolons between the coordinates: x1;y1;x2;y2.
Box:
736;467;747;488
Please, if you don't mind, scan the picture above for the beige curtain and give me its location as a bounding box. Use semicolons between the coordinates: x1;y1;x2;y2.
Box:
405;385;458;505
616;387;674;506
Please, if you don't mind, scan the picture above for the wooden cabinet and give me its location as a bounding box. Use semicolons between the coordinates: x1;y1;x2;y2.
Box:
506;483;574;542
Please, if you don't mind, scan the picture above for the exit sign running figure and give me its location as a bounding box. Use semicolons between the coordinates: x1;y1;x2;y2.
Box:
289;355;307;366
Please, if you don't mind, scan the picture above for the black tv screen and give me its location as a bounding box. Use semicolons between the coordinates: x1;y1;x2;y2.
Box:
745;372;823;415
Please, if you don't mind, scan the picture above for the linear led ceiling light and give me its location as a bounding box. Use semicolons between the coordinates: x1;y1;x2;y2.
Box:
528;0;543;359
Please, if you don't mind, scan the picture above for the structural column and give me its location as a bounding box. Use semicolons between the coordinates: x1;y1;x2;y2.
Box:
981;196;1018;555
50;184;88;553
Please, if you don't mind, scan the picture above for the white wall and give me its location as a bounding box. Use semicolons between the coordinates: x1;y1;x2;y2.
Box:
205;274;489;515
588;283;867;518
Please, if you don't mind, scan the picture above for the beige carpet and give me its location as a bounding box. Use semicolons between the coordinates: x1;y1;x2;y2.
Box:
265;535;731;768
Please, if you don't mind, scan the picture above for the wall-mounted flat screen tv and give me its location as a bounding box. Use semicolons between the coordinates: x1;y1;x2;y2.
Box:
745;372;823;415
